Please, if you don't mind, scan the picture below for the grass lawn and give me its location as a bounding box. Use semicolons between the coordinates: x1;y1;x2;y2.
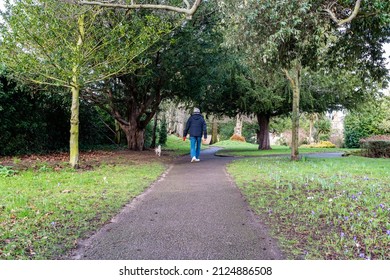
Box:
227;156;390;260
0;162;165;259
0;135;200;260
213;140;357;157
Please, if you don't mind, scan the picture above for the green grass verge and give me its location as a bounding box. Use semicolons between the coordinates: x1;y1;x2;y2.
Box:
0;163;165;259
213;140;358;156
227;156;390;260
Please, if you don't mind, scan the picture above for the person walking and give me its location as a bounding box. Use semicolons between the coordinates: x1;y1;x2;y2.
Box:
183;107;207;162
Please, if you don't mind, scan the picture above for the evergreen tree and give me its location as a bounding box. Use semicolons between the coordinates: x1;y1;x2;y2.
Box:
158;117;168;146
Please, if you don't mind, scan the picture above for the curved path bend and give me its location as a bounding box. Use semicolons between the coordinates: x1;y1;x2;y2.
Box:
70;147;284;260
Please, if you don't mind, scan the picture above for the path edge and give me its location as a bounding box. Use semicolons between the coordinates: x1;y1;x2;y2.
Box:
66;164;174;260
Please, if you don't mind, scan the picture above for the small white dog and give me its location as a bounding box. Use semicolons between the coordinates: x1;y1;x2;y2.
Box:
155;145;161;157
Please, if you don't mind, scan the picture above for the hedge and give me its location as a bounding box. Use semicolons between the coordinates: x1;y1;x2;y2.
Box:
360;135;390;158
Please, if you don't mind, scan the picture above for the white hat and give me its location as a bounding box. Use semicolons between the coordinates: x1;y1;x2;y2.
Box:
193;107;200;114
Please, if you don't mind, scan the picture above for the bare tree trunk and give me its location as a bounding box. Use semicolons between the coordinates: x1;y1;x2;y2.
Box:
210;116;218;144
151;111;158;148
176;107;186;137
120;123;145;151
114;120;121;144
309;117;314;144
283;63;301;161
308;113;318;144
69;84;80;168
256;113;271;150
234;114;243;136
69;14;84;168
75;0;203;19
291;87;300;160
115;110;145;151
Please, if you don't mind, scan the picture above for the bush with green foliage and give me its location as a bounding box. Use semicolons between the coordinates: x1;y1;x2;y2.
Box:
270;116;292;135
344;103;386;148
144;121;154;149
360;135;390;158
314;118;331;142
301;140;336;148
218;120;236;141
158;118;168;146
79;105;116;150
0;72;116;155
242;122;258;144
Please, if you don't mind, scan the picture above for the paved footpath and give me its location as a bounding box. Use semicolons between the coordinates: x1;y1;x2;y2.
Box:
70;147;284;260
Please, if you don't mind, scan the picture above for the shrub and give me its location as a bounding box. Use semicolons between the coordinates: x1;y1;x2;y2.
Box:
301;141;336;148
1;73;116;155
314;118;331;141
329;134;344;148
242;122;258;144
360;135;390;158
218;120;235;141
344;104;386;148
230;134;246;142
158;118;168;146
143;121;154;149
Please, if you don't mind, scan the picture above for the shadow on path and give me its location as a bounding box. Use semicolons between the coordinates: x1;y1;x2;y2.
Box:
70;147;284;260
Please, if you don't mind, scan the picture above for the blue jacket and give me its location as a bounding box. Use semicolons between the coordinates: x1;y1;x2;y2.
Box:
183;113;207;138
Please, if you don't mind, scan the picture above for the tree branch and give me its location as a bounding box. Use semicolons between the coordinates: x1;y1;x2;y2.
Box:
282;68;295;89
70;0;202;19
184;0;190;10
325;0;362;26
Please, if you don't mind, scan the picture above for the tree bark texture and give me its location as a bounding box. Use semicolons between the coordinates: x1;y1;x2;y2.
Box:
234;114;243;136
291;84;300;160
69;14;85;168
309;118;314;144
119;111;146;151
76;0;203;19
283;64;301;161
69;85;80;168
151;111;158;148
114;120;122;144
211;116;218;144
324;0;362;26
256;113;271;150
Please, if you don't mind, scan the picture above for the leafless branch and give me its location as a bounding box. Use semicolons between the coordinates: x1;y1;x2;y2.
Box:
68;0;202;19
183;0;190;10
325;0;362;26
